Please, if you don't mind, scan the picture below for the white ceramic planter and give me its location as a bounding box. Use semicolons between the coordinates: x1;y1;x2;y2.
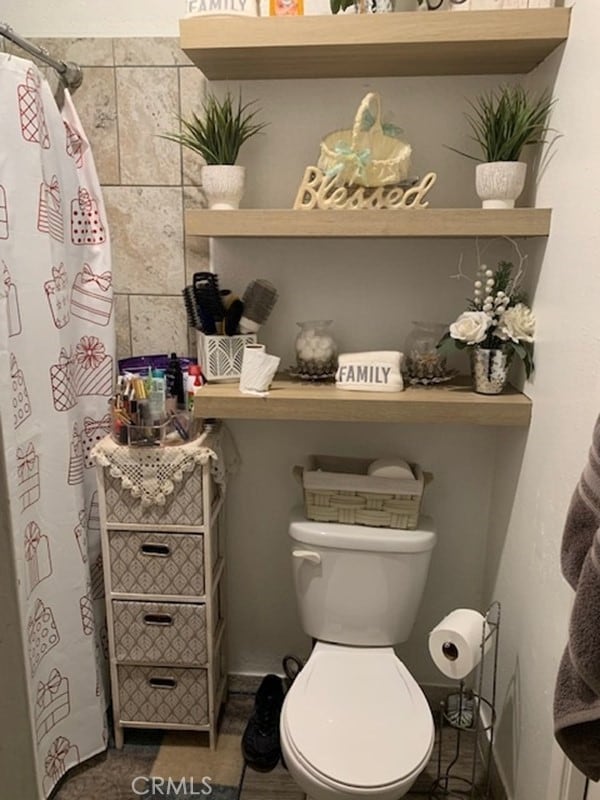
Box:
202;165;245;210
393;0;418;9
475;161;527;210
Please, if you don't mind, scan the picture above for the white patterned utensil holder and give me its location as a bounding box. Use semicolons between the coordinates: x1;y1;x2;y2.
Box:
197;332;257;382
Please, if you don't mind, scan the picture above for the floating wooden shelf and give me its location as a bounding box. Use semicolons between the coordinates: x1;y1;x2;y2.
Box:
185;208;551;239
180;9;570;80
193;377;531;427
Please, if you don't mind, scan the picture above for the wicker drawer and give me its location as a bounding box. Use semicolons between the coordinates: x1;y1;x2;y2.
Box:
117;665;208;726
108;530;204;596
113;600;207;666
103;471;205;526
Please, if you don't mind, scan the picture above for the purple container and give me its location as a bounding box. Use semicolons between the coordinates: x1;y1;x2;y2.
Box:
118;354;198;375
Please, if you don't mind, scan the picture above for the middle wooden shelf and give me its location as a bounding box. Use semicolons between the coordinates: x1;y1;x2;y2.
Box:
193;377;531;427
185;208;551;239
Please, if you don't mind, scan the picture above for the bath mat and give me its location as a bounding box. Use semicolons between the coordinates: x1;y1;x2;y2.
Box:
150;731;243;799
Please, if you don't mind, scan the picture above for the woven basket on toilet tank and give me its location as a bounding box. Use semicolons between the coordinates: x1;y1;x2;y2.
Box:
294;455;430;530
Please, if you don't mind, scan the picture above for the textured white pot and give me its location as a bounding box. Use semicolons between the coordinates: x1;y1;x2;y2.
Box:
475;161;527;210
202;165;245;210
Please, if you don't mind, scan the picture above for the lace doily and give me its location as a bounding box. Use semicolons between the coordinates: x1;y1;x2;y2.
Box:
91;430;225;508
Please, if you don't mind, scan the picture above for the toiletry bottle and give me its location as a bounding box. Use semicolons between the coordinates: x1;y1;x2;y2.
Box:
166;353;185;410
148;370;166;424
187;365;203;412
270;0;303;14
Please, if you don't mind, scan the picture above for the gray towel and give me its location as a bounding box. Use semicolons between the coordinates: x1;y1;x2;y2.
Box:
554;415;600;780
561;418;600;587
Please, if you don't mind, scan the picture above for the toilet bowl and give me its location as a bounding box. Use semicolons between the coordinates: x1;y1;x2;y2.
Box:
282;510;437;800
281;642;434;800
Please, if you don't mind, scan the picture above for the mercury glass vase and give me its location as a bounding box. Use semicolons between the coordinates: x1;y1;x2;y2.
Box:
471;347;510;395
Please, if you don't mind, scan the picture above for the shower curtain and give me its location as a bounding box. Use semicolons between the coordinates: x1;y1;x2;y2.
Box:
0;54;113;798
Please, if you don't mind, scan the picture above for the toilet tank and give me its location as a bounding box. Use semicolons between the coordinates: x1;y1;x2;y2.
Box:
289;508;436;647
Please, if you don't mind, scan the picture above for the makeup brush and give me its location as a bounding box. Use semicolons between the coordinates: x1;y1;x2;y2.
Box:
239;279;278;334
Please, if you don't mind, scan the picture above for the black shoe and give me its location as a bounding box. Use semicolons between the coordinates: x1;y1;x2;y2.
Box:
282;654;303;692
281;654;304;769
242;674;285;772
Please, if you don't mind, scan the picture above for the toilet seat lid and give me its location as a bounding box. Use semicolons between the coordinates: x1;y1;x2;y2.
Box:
283;643;434;789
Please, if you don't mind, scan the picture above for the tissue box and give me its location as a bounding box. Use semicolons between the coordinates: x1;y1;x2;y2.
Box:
197;332;257;382
295;455;429;530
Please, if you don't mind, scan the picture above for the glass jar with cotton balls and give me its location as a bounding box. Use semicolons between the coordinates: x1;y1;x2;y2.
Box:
292;320;338;381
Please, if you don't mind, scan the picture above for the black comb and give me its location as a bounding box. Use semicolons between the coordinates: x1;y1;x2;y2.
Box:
182;286;202;330
193;272;226;334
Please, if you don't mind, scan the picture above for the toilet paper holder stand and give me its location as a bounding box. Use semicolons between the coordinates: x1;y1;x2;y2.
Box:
429;601;501;800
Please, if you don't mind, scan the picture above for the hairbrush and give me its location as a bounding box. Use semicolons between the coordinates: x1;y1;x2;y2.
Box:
221;293;244;336
239;279;278;334
193;272;225;335
182;286;202;330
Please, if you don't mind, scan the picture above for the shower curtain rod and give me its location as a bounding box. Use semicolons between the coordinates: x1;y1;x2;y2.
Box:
0;22;83;92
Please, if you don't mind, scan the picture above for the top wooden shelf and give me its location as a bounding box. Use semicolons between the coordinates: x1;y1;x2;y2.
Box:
180;8;570;80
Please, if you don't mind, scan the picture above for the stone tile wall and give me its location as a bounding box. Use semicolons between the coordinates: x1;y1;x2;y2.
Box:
1;36;209;362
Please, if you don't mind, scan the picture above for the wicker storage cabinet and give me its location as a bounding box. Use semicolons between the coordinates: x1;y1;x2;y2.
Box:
94;428;227;749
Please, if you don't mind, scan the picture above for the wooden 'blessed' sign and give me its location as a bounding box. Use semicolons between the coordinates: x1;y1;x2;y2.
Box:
293;167;438;211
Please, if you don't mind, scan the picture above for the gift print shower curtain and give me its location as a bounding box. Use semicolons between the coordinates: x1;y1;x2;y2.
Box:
0;54;113;798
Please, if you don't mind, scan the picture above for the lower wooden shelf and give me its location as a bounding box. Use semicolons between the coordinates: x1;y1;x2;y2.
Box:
193;377;531;427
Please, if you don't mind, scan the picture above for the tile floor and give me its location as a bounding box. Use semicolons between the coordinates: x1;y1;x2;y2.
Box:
52;691;486;800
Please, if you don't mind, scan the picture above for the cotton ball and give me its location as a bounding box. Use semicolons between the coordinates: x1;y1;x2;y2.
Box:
302;343;317;360
317;337;335;359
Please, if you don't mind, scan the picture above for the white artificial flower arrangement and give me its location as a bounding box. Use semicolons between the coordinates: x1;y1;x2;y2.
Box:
439;260;535;378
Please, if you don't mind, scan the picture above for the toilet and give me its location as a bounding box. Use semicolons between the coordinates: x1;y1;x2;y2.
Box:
280;507;437;800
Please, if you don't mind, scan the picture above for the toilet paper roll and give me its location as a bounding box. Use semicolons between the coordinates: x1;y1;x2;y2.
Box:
239;347;280;396
428;608;492;680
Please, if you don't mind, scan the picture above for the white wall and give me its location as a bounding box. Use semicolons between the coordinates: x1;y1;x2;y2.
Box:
483;6;600;799
213;70;511;679
197;70;516;680
0;0;187;37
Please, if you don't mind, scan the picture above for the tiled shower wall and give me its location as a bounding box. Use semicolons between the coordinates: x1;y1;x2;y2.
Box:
1;36;209;361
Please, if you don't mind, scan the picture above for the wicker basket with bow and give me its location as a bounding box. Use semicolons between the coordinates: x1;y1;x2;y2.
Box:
318;92;412;188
